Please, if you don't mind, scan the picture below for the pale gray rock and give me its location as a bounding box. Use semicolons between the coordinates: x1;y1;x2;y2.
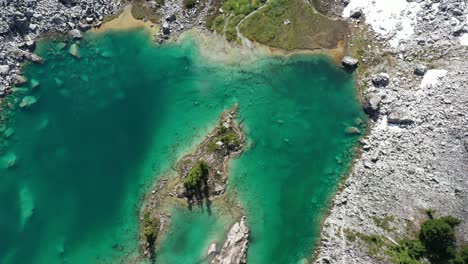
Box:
212;217;249;264
0;65;10;75
387;107;414;125
69;29;83;40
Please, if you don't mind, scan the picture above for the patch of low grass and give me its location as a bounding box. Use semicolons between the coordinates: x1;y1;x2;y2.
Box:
142;211;159;243
205;0;226;30
373;215;396;232
210;0;264;41
102;9;124;23
212;15;226;33
239;0;347;50
131;1;161;23
225;14;244;41
345;215;467;264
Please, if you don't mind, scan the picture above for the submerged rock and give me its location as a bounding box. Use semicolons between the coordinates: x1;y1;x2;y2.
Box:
69;29;83;40
0;152;17;169
19;96;38;108
12;74;27;85
30;78;40;90
4;127;15;138
69;44;79;58
345;126;361;135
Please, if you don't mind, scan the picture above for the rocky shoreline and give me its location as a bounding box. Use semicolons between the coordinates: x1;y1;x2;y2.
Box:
316;0;468;263
0;0;123;97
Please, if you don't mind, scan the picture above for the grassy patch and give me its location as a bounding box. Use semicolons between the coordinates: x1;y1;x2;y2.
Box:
102;9;124;23
372;215;396;232
345;215;467;264
205;0;227;30
225;15;244;41
212;15;226;33
210;0;264;41
142;211;159;243
131;1;161;23
239;0;347;50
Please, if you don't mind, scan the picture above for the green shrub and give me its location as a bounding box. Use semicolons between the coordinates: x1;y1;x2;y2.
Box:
184;161;209;190
212;15;225;33
144;226;156;242
391;239;427;263
440;216;462;227
183;0;197;9
425;208;437;219
420;218;455;255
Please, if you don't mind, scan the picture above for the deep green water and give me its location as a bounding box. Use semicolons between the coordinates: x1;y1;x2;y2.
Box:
0;29;364;264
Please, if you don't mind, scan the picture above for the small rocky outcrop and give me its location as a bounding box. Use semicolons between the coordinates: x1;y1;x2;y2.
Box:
341;56;359;70
414;64;428;76
69;29;83;40
211;216;249;264
362;94;381;120
349;8;362;19
371;72;390;87
387;107;414;126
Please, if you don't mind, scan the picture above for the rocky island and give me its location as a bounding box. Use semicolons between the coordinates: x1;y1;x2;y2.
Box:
138;105;248;262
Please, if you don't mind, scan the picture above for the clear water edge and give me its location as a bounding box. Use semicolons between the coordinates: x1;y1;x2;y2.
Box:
0;28;365;264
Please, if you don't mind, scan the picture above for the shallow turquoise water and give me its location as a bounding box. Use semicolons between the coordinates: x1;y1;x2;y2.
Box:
0;29;364;264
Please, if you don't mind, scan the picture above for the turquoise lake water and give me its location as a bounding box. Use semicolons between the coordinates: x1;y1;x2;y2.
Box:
0;29;364;264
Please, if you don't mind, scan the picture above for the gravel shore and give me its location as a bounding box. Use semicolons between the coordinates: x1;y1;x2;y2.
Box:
317;0;468;263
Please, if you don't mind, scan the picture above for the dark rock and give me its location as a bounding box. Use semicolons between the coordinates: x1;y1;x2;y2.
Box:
78;22;92;31
372;73;390;87
162;22;170;35
59;0;77;6
13;16;29;34
17;42;27;49
453;9;463;16
363;94;381;120
414;64;428;76
453;24;466;36
350;8;362;19
51;15;65;25
166;14;177;22
341;56;359;70
26;40;36;51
